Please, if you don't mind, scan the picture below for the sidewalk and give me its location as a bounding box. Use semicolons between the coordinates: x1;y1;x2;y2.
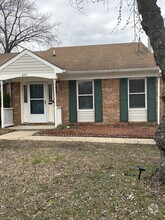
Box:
0;130;156;145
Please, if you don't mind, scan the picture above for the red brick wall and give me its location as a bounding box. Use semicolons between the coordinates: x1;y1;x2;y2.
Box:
57;79;120;124
56;81;69;123
11;82;21;125
10;78;160;126
102;79;120;124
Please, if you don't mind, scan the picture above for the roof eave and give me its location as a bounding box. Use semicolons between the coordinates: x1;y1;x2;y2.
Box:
58;67;159;80
65;67;159;74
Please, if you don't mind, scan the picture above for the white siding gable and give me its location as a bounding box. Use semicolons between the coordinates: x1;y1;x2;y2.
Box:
0;50;63;80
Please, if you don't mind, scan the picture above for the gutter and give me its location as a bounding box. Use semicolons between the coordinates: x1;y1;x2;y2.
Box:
65;67;159;74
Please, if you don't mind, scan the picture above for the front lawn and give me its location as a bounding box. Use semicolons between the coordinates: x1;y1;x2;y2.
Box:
0;140;164;219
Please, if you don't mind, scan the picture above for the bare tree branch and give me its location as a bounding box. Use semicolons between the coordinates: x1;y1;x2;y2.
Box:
71;0;142;41
0;0;60;52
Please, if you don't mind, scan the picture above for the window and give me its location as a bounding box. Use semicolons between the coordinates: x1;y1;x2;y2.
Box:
24;85;27;103
129;79;146;108
78;81;94;110
48;84;53;103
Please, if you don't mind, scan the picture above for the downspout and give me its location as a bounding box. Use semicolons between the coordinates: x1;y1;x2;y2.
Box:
53;79;57;128
9;81;12;107
157;75;160;125
0;80;4;128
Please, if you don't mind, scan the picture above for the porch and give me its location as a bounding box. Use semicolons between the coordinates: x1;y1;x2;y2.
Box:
0;49;64;129
1;106;62;128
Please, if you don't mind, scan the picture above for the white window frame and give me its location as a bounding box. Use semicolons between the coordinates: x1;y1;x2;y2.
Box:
128;78;147;110
77;80;94;111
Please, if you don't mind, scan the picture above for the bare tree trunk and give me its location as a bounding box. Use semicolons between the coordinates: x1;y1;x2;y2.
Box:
137;0;165;185
154;78;165;185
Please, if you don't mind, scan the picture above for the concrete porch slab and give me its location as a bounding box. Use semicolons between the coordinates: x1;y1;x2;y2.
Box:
8;125;55;130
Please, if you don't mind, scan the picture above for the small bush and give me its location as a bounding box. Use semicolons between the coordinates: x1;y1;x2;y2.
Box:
0;92;10;108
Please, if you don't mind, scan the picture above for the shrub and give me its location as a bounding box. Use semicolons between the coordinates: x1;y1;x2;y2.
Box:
0;92;10;108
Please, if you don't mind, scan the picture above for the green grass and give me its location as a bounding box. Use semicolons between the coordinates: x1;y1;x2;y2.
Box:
30;154;62;165
0;140;164;220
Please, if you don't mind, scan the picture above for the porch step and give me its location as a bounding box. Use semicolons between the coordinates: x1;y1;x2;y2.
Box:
8;125;55;130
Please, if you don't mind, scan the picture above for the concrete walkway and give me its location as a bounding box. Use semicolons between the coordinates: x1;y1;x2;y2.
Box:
0;130;156;145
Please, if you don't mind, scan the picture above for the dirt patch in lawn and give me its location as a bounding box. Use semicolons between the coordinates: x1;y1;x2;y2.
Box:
35;123;157;139
0;128;13;135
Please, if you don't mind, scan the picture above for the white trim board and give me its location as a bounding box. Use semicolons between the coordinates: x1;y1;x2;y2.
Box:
60;70;159;80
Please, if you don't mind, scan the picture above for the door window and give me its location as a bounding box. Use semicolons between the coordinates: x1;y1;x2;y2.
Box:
30;84;44;114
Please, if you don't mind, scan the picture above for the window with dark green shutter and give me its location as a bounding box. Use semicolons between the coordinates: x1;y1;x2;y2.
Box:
69;81;77;122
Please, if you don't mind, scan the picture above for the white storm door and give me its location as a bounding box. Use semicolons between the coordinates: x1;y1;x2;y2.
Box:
29;83;47;123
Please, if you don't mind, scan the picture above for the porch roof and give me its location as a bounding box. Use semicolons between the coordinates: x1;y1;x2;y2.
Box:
0;50;63;81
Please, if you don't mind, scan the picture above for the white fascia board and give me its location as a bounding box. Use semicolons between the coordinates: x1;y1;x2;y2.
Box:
0;49;63;73
65;67;159;74
0;74;58;81
59;67;159;80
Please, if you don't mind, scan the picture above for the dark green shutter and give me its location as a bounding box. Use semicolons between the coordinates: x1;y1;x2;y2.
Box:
69;80;77;122
147;77;156;122
94;79;103;122
120;78;128;122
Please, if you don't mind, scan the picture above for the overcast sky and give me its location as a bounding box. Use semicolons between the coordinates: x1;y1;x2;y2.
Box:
35;0;165;49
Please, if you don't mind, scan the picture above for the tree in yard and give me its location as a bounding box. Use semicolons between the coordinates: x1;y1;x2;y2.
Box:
137;0;165;186
72;0;165;186
0;0;60;53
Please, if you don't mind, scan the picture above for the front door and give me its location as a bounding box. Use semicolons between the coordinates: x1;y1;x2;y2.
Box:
29;83;47;123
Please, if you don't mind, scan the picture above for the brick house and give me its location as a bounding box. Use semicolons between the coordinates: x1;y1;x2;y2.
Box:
0;42;161;128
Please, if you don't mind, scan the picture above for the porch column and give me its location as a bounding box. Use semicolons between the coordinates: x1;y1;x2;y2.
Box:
0;80;4;128
53;79;57;128
9;81;12;107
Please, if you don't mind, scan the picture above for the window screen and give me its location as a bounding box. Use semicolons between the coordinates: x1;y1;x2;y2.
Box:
78;81;93;110
129;79;145;108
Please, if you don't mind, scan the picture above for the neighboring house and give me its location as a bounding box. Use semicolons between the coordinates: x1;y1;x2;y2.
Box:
0;42;161;128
